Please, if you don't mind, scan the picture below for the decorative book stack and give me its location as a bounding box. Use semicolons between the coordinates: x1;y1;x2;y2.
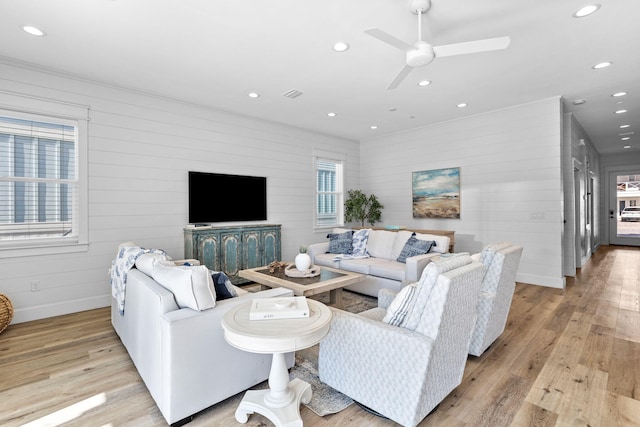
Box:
249;296;310;321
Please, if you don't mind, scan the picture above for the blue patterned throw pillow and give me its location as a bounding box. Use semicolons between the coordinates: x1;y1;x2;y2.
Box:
397;235;435;263
351;228;370;257
327;230;353;254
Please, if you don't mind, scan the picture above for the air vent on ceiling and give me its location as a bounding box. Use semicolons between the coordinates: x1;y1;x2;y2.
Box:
282;89;303;99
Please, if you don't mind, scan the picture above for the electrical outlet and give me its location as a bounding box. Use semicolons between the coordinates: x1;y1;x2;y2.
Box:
30;280;40;292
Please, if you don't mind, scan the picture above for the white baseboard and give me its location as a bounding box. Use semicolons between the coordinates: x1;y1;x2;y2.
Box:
516;273;565;289
11;294;111;324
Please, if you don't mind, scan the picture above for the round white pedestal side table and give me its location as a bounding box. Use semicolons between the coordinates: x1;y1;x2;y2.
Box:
222;298;332;427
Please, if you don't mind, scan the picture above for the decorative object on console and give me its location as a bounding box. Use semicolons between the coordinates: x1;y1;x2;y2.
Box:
344;189;384;226
295;245;312;271
412;167;460;219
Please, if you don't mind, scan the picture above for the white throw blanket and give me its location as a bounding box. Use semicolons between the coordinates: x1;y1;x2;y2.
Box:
109;244;169;315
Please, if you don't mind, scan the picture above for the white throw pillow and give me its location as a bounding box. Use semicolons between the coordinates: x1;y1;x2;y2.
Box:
135;253;173;276
415;233;451;254
351;228;371;257
383;284;417;327
151;264;216;311
389;230;415;260
366;230;397;259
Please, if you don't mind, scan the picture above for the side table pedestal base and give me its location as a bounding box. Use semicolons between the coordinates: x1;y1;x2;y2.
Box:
235;378;312;427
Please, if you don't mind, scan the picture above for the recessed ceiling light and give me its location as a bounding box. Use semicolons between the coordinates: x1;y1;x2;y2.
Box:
248;92;260;98
573;99;587;105
615;109;628;114
327;112;337;117
333;42;350;52
593;61;612;69
457;103;468;108
624;145;632;149
23;25;46;36
612;91;628;97
573;4;601;18
621;137;631;141
620;124;630;128
370;125;378;130
417;80;431;87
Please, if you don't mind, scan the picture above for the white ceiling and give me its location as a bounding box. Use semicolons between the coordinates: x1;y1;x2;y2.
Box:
1;0;639;154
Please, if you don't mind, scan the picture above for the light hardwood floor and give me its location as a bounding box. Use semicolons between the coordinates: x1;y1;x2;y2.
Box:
1;245;639;426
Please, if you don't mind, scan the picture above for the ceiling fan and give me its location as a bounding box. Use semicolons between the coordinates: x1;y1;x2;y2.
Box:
365;0;510;90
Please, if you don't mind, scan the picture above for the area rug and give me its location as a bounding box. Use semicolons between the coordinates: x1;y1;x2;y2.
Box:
289;355;353;416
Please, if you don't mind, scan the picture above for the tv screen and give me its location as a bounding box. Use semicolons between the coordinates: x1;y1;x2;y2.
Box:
188;171;267;224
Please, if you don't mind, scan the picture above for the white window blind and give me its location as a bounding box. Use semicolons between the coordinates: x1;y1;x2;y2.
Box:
0;113;78;244
315;155;344;228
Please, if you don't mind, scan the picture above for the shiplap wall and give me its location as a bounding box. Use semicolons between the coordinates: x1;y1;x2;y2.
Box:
358;98;565;288
0;61;360;323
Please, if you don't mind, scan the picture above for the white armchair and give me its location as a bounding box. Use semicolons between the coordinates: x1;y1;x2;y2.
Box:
468;242;523;357
318;254;485;427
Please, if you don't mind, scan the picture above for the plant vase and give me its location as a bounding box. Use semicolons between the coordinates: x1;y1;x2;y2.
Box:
294;253;312;271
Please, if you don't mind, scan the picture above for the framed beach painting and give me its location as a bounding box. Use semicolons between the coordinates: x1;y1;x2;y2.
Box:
412;167;460;219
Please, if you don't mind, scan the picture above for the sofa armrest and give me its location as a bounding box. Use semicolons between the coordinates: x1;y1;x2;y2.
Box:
307;242;330;264
378;288;398;309
404;252;441;282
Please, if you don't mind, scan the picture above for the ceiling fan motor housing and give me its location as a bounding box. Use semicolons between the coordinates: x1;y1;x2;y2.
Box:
410;0;431;14
407;41;434;67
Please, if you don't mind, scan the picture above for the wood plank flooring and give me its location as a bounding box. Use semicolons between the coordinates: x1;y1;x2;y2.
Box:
1;245;639;426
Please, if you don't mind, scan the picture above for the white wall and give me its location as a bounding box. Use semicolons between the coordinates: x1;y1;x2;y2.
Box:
359;98;565;288
0;61;360;323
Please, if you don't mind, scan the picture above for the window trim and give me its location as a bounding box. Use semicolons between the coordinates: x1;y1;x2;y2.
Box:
0;91;89;258
313;149;345;231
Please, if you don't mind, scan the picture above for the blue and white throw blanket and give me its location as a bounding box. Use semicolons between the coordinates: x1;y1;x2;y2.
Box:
109;244;169;315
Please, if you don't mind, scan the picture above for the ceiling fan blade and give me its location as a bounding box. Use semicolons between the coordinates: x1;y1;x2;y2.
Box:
387;64;413;90
365;28;412;51
433;36;510;57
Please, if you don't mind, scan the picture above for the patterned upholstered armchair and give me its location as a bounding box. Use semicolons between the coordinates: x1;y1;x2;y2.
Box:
318;254;485;427
468;242;523;357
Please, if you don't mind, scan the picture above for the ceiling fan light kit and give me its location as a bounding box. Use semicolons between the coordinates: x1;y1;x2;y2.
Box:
366;0;510;90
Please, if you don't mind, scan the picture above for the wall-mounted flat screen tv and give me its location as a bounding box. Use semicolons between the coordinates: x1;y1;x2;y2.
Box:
188;171;267;224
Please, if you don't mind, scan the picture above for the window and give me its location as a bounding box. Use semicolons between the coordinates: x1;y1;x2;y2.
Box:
314;151;344;228
0;100;88;256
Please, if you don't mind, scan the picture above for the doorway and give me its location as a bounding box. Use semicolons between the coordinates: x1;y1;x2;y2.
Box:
609;171;640;246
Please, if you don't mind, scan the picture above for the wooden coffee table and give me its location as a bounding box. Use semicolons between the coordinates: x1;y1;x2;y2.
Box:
238;265;364;310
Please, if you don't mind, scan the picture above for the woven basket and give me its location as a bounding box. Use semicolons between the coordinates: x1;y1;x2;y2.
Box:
0;294;14;334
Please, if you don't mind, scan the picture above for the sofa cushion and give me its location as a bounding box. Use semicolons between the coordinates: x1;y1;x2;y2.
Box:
351;228;371;257
135;252;173;276
366;230;397;259
314;253;340;268
151;264;217;311
369;259;407;281
415;233;451;254
327;230;353;254
339;257;380;274
389;230;415;260
383;284;417;326
396;235;436;263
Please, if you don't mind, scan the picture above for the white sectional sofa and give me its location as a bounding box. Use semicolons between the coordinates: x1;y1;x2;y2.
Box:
110;249;294;426
307;227;455;297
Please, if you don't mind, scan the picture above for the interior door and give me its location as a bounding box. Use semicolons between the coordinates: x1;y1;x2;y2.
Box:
609;170;640;246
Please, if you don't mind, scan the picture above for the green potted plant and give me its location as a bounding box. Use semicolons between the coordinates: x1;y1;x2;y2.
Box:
344;189;384;226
